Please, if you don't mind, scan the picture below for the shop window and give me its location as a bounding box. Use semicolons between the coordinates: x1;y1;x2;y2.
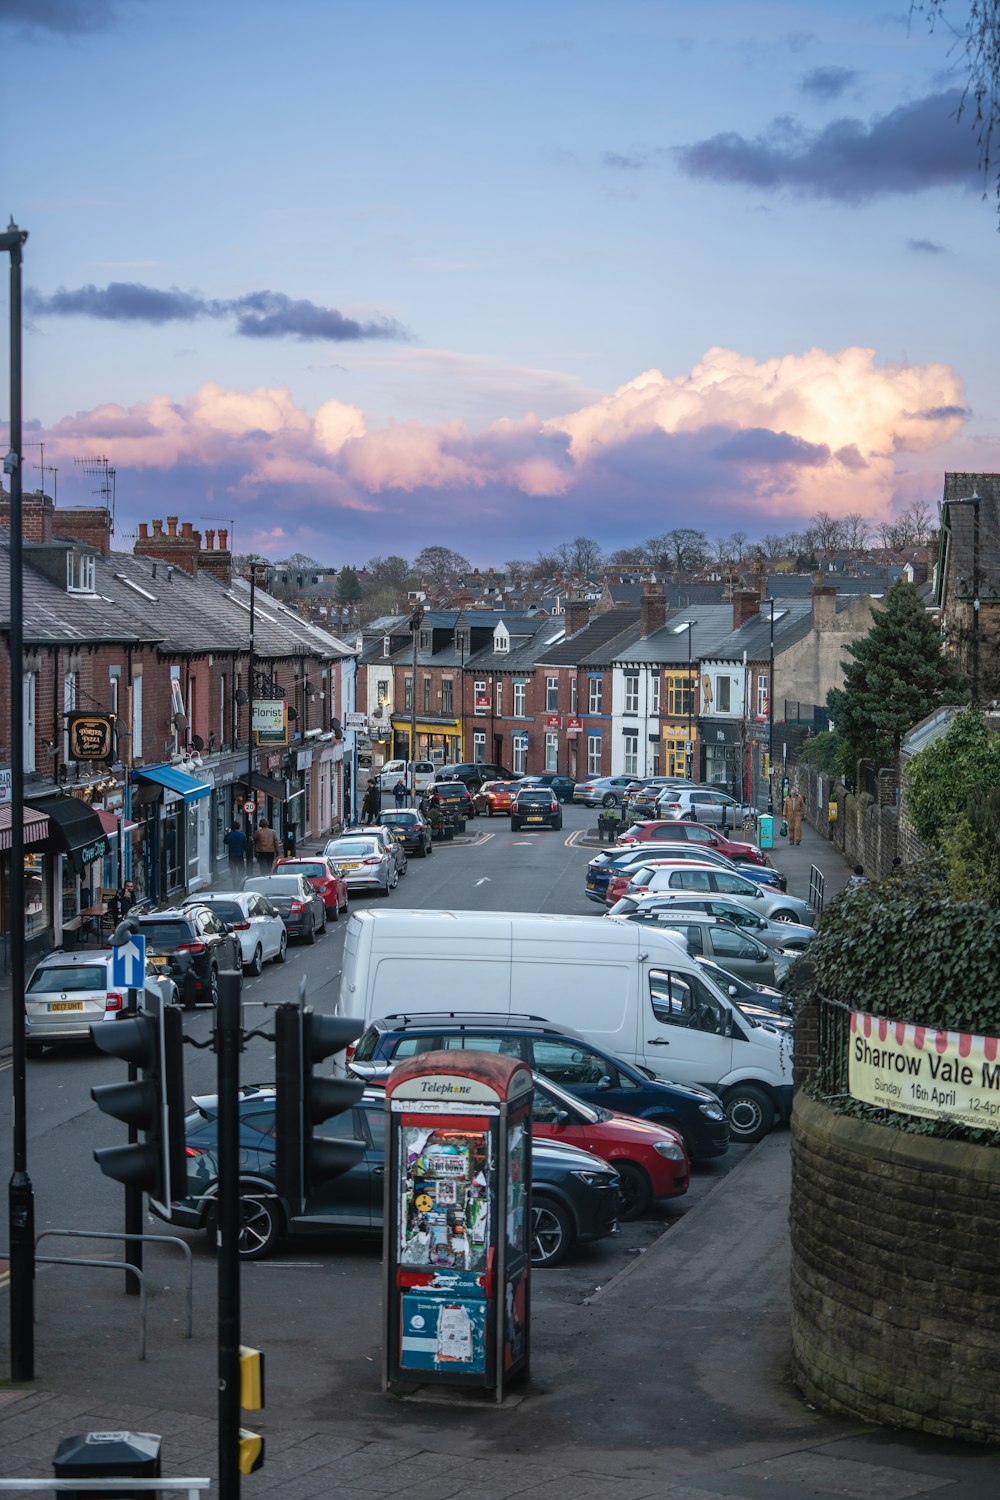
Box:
24;853;48;939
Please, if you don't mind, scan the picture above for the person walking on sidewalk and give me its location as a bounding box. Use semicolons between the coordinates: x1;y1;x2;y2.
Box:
253;819;281;874
224;820;248;887
782;786;805;846
393;778;407;809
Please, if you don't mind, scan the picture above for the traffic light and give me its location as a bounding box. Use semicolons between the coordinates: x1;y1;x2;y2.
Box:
91;1001;187;1210
274;1004;364;1212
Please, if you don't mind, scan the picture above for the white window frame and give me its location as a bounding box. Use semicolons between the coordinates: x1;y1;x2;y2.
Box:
624;673;639;714
66;553;96;593
496;679;503;716
512;681;526;717
623;729;639;776
588;677;603;714
586;733;602;776
512;732;528;774
570;678;578;714
757;671;769;717
650;674;661;716
109;665;121;718
545;731;559;771
546;675;559;712
132;672;143;761
474;680;487;716
472;730;486;763
716;675;731;713
23;671;36;772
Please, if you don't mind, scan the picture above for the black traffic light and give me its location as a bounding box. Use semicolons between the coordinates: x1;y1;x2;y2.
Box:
274;1004;364;1212
91;1002;187;1210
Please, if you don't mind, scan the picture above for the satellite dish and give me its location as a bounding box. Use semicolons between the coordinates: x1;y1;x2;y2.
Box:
191;734;205;752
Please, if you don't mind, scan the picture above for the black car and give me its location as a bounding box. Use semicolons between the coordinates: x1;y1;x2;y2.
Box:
510;784;562;831
435;762;515;795
243;873;327;943
349;1014;730;1161
376;808;434;858
419;780;474;838
517;774;577;804
131;903;243;1010
168;1085;620;1267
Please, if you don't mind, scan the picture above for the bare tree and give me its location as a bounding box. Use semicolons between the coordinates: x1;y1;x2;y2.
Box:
901;498;934;545
843;512;872;555
607;546;646;569
809;511;846;552
917;1;1000;215
760;533;792;559
414;545;471;587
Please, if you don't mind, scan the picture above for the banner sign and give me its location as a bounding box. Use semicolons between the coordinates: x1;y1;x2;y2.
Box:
849;1011;1000;1129
68;713;115;761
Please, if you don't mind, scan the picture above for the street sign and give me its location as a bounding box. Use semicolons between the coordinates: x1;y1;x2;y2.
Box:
344;712;366;732
111;933;146;990
242;799;256;814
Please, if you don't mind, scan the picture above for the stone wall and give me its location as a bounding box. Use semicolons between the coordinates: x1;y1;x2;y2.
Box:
791;761;901;876
791;1094;1000;1441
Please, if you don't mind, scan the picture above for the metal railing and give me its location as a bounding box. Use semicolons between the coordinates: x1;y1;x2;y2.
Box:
0;1481;210;1500
814;993;852;1098
808;864;826;917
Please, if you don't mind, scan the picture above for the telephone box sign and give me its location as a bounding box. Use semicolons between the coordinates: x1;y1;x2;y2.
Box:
391;1073;504;1106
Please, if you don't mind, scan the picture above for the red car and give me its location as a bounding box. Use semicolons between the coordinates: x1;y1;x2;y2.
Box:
617;819;768;867
532;1074;689;1218
473;780;521;816
273;856;349;917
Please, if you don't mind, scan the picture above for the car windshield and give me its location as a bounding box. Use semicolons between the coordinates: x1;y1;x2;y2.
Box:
245;877;303;895
516;790;551;805
534;1076;602;1125
136;920;193;946
28;964;107;993
379;812;416;826
435;786;466;799
195;900;243;921
326;840;378;857
282;862;327;878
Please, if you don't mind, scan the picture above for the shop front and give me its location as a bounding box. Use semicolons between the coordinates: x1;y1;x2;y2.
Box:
24;794;110;953
0;803;52;972
390;715;461;768
131;764;211;900
700;717;744;794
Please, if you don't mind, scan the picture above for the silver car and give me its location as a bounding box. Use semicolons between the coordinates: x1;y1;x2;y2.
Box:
572;776;635;808
609;910;796;988
25;950;176;1057
607;891;815;951
629;862;816;925
323;832;398;895
366;824;409;879
656;786;756;829
181;890;288;973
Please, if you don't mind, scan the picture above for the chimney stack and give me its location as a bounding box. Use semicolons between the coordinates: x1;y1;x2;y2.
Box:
812;580;838;630
732;587;761;630
639;583;666;638
205;529;216;550
152;519;163;537
167;516;178;538
134;515;203;576
564;596;590;636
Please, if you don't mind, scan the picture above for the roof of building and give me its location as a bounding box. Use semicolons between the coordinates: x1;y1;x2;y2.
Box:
538;609;642;667
0;533;164;645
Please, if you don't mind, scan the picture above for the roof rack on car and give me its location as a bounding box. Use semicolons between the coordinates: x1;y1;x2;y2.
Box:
379;1011;551;1024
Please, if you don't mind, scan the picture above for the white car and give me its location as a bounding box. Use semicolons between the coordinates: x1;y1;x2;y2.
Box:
25;950;177;1057
182;890;287;974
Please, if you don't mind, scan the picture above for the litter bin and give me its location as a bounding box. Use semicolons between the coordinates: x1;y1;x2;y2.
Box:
53;1432;161;1500
757;814;774;849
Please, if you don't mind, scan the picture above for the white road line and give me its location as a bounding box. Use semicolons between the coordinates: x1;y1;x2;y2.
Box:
474;877;491;886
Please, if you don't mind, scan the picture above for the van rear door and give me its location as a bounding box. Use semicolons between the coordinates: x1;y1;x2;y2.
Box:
638;963;734;1092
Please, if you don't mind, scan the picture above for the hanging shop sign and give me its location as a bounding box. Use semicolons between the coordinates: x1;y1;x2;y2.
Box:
67;713;116;762
255;702;288;746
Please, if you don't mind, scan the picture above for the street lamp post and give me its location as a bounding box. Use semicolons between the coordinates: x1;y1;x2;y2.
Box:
2;217;33;1382
685;621;694;780
408;603;423;805
765;599;776;814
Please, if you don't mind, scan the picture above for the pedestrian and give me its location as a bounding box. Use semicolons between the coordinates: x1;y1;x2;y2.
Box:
782;785;805;846
393;778;407;809
253;818;281;875
109;879;137;924
849;864;869;886
223;820;248;887
369;779;382;822
361;784;375;825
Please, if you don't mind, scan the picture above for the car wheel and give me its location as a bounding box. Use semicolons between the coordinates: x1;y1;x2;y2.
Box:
390;867;399;888
274;930;288;964
319;907;328;933
724;1084;775;1143
602;793;617;808
615;1161;654;1220
305;916;317;945
246;944;263;978
232;1185;283;1260
340;891;349;911
487;805;494;817
530;1196;573;1267
207;966;220;1008
772;910;798;923
329;899;339;922
554;816;563;831
585;801;596;808
511;818;520;831
25;1041;43;1060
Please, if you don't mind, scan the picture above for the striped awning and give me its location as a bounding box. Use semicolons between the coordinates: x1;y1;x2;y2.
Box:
0;804;51;852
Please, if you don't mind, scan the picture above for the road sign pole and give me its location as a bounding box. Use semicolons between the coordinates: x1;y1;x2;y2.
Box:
123;984;143;1296
216;970;243;1500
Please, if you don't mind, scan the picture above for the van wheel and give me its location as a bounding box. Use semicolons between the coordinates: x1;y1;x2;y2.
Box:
530;1196;573;1267
615;1162;653;1220
724;1085;775;1143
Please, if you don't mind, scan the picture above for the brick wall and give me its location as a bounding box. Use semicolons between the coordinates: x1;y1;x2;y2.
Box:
791;1094;1000;1441
792;760;930;876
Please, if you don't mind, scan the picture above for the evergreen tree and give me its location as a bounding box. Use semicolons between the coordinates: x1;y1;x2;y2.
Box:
336;565;362;604
826;580;966;774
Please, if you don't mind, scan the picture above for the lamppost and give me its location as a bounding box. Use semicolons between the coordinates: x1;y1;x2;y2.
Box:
408;603;423;804
685;621;694;780
245;558;267;828
765;599;776;814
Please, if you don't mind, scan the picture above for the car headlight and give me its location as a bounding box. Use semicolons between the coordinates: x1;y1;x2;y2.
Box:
653;1141;686;1160
572;1168;617;1186
699;1103;727;1121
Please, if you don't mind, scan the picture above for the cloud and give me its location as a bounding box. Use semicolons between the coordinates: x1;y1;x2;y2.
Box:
24;281;412;342
675;90;979;202
907;237;946;254
19;346;964;560
0;0;117;34
800;66;858;101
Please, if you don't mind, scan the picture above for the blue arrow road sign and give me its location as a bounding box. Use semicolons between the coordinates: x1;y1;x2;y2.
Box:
111;933;146;990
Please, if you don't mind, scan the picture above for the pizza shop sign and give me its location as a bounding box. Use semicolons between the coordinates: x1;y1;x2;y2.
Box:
849;1012;1000;1130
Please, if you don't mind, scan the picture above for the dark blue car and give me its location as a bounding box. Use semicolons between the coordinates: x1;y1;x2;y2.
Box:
349;1014;731;1161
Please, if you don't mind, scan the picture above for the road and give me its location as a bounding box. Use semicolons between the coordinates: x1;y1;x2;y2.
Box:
0;802;751;1406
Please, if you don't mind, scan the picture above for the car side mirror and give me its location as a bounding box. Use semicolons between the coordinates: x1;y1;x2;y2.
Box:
597;1074;613;1091
729;984;739;997
556;1109;572;1125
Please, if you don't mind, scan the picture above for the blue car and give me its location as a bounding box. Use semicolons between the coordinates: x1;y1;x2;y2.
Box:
349;1014;731;1162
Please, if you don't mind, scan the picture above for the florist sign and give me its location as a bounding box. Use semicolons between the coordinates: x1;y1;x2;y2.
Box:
849;1012;1000;1129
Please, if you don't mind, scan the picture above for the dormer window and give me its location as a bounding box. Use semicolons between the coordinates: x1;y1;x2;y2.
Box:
67;553;96;593
418;629;431;652
493;627;510;654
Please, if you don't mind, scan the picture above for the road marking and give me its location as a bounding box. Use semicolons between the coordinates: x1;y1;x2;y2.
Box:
564;829;589;847
474;877;491;886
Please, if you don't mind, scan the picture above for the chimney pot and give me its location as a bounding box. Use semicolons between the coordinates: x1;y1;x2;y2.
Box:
219;528;229;550
152;519;163;536
167;515;178;537
181;521;193;539
205;529;216;550
138;522;148;540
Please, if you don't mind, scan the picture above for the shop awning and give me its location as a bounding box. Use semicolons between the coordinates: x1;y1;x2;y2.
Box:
133;765;211;803
25;795;109;871
389;716;460;735
96;809;139;839
248;771;288;800
0;804;50;852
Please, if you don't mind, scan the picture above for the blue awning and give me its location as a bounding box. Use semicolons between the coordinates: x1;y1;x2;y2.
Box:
133;765;211;803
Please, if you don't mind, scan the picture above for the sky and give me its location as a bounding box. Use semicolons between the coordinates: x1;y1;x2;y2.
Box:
1;0;998;566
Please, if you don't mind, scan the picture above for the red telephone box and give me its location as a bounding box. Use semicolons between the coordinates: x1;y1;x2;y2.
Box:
383;1051;533;1400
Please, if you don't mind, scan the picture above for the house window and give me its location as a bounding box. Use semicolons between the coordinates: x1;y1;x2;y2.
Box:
418;629;431;651
512;732;528;774
404;675;413;712
757;672;769;718
513;681;526;717
650;675;661;716
109;665;121;718
494;630;510;654
376;679;388;706
23;671;36;772
545;732;559;771
219;672;227;747
588;677;603;714
474;680;487;716
383;636;391;657
570;678;578;713
624;673;639;714
132;672;143;760
587;733;602;775
441;678;453;715
422;676;431;712
667;672;694;717
473;730;486;763
623;729;639;776
66;553;96;593
63;671;77;761
546;676;559;711
496;679;502;716
651;739;661;775
716;676;731;713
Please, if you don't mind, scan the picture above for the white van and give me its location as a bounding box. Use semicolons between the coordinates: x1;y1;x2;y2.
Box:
373;760;436;795
338;909;793;1141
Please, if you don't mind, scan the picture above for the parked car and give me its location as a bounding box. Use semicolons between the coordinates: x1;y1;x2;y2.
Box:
419;780;474;838
131;903;244;1009
25;950;177;1057
510;784;563;831
695;957;793;1021
323;832;399;894
584;843;753;904
273;856;349;916
168;1085;621;1267
243;873;327;943
622;778;695;820
181;891;288;974
616;818;774;873
601;849;780;907
367;825;409;879
572;776;634;808
374;808;433;858
373;759;436;796
606;892;815;952
656;787;756;829
435;762;515;795
628;863;815;925
516;774;578;804
609;910;786;987
473;780;521;816
347;1013;730;1161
